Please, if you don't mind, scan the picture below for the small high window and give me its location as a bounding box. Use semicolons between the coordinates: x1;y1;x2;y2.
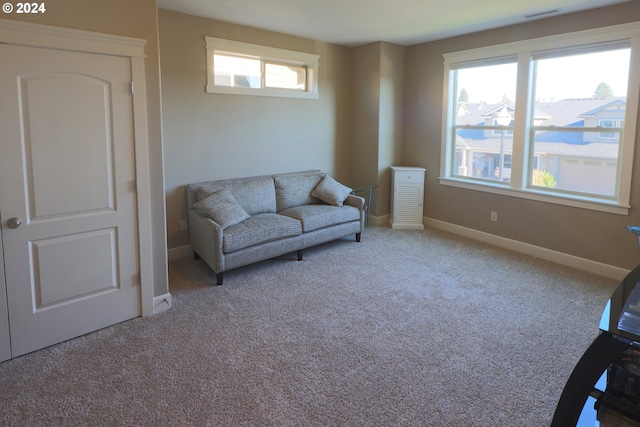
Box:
205;37;319;99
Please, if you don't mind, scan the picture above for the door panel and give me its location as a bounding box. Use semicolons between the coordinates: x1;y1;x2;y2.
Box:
0;44;140;358
23;73;114;217
33;228;118;307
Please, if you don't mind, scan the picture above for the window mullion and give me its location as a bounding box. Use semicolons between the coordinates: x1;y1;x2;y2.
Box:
509;52;532;190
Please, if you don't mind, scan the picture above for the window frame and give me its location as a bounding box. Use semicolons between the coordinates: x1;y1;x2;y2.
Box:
597;119;624;139
205;36;319;99
440;23;640;215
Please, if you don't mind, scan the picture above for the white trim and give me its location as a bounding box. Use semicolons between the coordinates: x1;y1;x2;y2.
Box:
424;217;629;281
130;57;155;317
438;177;630;215
619;34;640;206
168;244;193;260
0;19;156;317
0;18;146;57
389;222;424;230
153;293;172;315
206;84;319;99
442;22;640;64
205;36;319;99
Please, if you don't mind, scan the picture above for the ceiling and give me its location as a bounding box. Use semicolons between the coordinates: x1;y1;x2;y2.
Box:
156;0;631;47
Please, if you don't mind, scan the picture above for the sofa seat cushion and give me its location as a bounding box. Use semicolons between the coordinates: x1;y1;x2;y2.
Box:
279;204;360;233
223;213;303;253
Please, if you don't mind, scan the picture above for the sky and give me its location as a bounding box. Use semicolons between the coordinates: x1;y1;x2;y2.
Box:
457;48;630;104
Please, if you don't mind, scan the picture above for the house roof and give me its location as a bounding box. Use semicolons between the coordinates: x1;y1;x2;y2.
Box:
535;97;625;126
579;98;626;117
456;97;624;127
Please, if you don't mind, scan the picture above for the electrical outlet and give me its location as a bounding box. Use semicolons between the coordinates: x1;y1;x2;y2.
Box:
490;211;498;222
180;220;188;231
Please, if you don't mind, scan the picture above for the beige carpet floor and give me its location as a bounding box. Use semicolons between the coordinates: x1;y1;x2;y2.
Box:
0;226;623;426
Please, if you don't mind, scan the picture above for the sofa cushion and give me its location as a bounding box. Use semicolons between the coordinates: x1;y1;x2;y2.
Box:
279;204;360;233
222;213;303;253
193;189;250;229
274;173;324;212
311;175;353;207
196;176;276;215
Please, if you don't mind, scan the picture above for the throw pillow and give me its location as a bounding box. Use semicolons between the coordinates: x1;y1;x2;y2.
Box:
311;175;353;207
193;189;250;228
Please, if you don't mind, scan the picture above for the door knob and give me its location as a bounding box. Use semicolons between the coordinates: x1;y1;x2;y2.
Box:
7;217;22;229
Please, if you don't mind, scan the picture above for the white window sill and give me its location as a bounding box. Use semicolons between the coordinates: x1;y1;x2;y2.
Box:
438;177;630;216
206;84;319;99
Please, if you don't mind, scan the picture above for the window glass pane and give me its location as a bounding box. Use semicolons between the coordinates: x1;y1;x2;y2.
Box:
533;49;629;103
530;48;630;197
452;62;517;183
531;130;618;196
213;54;261;88
265;63;306;90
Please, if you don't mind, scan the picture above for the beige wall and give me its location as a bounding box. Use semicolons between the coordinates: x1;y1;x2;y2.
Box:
158;9;353;249
351;44;381;195
4;0;168;296
378;42;405;217
350;42;404;218
404;2;640;270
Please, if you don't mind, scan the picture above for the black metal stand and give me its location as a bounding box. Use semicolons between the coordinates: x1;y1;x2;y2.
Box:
551;333;629;426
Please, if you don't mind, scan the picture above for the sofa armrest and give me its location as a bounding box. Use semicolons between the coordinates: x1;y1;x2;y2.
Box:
344;194;365;210
344;194;365;232
189;209;225;273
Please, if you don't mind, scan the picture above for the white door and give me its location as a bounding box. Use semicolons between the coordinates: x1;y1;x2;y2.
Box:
0;44;141;358
0;229;10;362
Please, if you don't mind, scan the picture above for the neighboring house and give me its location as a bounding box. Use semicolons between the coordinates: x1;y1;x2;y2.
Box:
454;97;625;195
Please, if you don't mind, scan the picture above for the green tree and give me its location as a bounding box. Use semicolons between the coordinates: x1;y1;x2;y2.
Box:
593;82;614;98
458;88;468;102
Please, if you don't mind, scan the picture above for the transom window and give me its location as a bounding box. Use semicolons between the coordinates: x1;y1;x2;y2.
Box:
440;23;640;214
205;37;319;99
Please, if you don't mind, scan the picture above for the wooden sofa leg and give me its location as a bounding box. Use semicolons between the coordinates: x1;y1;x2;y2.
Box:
356;232;361;242
194;251;201;260
297;250;303;261
216;272;223;286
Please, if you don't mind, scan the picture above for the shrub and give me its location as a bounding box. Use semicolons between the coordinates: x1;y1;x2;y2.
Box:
532;169;557;188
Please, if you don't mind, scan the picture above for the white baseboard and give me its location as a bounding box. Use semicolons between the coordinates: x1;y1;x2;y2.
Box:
168;244;192;260
390;222;424;230
424;217;629;281
153;292;172;314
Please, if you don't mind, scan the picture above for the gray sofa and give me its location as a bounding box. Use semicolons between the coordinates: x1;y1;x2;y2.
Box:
187;170;365;285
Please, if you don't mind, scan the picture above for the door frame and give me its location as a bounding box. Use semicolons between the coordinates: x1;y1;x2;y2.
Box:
0;18;155;317
0;227;10;361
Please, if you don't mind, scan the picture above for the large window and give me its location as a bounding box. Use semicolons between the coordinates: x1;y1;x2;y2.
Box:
205;37;319;99
441;24;640;214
